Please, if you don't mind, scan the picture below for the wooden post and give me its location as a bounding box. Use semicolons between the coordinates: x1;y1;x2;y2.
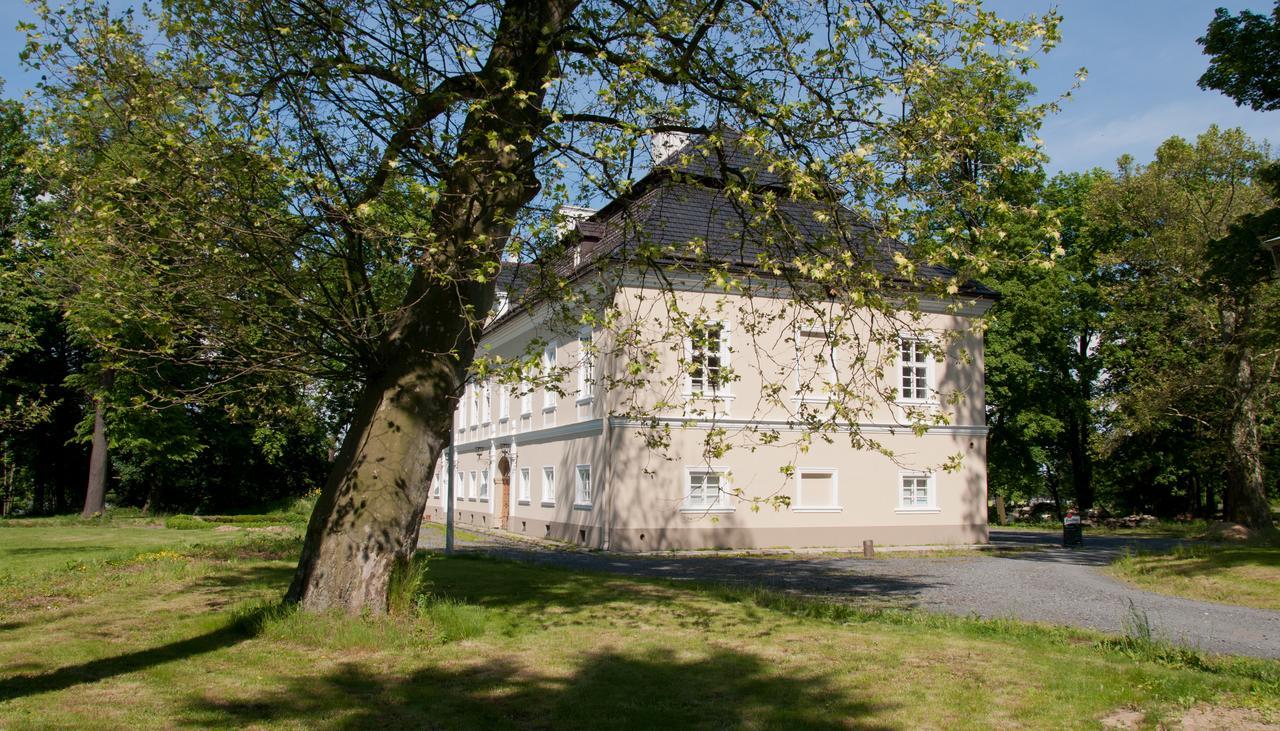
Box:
862;539;875;558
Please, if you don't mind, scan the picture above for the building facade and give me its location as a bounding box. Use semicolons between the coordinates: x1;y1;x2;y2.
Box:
423;138;994;551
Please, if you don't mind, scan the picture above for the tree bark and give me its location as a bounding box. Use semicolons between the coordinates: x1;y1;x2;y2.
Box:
81;371;112;519
286;0;576;614
1223;341;1272;529
1066;331;1095;513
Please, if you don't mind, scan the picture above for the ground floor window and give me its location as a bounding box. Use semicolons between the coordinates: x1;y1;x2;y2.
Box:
899;473;934;510
795;469;839;510
575;465;592;507
685;469;731;511
542;466;556;505
480;469;490;501
519;467;531;502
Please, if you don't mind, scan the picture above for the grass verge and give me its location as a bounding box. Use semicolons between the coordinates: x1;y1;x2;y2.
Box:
0;526;1277;729
1109;541;1280;611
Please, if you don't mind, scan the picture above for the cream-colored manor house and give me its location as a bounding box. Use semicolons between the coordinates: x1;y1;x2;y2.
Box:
424;136;994;551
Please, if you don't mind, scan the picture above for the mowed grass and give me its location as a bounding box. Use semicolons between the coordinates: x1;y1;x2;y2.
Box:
0;524;243;575
0;526;1278;729
1110;543;1280;611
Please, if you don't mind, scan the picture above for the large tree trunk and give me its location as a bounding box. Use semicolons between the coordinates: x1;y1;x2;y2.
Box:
1067;331;1095;513
1223;342;1272;529
81;372;112;519
286;0;575;615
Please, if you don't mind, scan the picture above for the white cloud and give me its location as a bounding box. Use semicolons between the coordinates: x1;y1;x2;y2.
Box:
1041;95;1280;173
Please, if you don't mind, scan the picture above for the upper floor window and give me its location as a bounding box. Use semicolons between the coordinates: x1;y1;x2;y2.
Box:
481;381;492;425
543;342;558;410
468;384;480;428
520;378;533;416
795;327;835;398
899;339;933;402
578;330;594;401
498;384;509;421
688;322;729;396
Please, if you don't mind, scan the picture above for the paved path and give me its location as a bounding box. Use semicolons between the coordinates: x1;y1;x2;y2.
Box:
421;526;1280;659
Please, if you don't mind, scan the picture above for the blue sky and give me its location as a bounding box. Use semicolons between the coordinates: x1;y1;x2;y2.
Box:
0;1;1276;174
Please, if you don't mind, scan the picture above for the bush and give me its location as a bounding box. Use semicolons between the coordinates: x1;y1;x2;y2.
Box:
165;514;216;530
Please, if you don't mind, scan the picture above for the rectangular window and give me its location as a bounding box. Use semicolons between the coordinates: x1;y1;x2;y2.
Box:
520;379;533;416
542;466;556;505
575;465;592;507
498;384;509;420
795;470;839;510
455;471;464;499
689;323;728;395
899;339;932;401
482;382;492;425
684;469;731;511
543;342;558;410
480;469;489;500
431;468;441;498
578;331;594;400
795;328;835;398
900;473;935;510
469;384;480;428
518;467;531;502
468;471;477;500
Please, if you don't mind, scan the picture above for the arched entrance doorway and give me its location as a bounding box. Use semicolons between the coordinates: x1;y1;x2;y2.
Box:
495;453;511;530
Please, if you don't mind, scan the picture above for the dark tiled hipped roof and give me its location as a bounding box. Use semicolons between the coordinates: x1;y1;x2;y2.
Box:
492;135;995;325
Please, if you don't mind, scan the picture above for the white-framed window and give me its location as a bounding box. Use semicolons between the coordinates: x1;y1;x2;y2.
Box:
687;322;730;396
494;290;509;318
480;468;490;501
454;471;463;499
578;330;594;401
683;468;732;511
795;327;836;398
469;384;480;428
543;342;558;410
520;378;533;416
481;382;492;425
458;386;468;432
899;338;933;402
794;469;840;511
542;466;556;505
518;466;531;502
431;468;442;498
899;472;936;511
468;470;478;500
498;384;509;421
574;464;593;507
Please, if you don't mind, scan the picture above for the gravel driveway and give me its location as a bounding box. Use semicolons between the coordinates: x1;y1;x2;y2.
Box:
421;526;1280;659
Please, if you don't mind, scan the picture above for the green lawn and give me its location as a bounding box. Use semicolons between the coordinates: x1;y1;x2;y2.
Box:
0;525;1278;729
0;524;242;575
1110;543;1280;611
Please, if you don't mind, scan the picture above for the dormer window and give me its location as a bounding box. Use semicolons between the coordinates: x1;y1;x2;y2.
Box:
494;290;509;317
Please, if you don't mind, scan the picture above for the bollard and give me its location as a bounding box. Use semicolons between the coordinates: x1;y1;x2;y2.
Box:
863;539;875;558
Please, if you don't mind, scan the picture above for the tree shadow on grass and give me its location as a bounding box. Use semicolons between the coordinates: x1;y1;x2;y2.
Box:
0;606;271;704
183;647;897;730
